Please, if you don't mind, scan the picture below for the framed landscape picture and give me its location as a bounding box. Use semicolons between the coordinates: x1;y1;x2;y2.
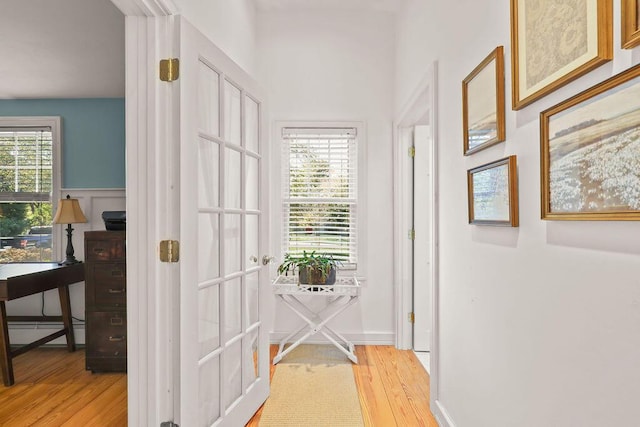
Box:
622;0;640;48
510;0;613;110
463;46;505;155
467;156;519;227
540;64;640;220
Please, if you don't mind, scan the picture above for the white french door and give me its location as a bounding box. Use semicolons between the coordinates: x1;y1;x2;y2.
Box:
178;17;269;426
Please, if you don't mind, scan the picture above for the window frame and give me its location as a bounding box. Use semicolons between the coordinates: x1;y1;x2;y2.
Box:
274;121;367;277
0;116;62;261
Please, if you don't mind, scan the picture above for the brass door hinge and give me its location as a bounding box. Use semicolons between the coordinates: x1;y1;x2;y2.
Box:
159;240;180;263
408;229;415;240
160;58;180;82
408;312;415;323
408;146;415;158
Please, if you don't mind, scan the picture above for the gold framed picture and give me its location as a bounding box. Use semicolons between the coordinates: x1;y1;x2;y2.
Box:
467;156;519;227
540;63;640;220
622;0;640;49
463;46;505;155
510;0;613;110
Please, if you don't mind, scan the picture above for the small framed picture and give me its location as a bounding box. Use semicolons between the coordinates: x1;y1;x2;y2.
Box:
541;63;640;220
462;46;505;155
510;0;613;110
467;156;519;227
622;0;640;49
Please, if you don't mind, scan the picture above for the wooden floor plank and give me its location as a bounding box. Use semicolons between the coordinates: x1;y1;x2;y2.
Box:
368;345;426;426
352;345;397;427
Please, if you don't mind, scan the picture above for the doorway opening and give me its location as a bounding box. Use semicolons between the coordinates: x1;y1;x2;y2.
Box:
393;62;440;405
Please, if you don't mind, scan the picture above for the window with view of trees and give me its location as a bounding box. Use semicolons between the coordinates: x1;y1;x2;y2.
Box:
0;118;59;263
282;127;358;267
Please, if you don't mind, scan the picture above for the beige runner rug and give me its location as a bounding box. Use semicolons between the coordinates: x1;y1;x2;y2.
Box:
258;344;364;427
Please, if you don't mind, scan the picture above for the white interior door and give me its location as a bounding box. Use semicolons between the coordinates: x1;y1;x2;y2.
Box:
178;17;269;426
413;125;432;352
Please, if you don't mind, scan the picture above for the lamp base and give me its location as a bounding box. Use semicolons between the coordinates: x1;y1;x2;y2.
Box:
58;258;82;266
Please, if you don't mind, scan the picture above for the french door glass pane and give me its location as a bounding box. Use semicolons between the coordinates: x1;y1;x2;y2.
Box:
198;61;220;137
245;155;259;210
246;214;259;270
198;356;220;426
223;277;242;339
224;214;241;274
224;80;241;146
224;340;243;411
198;138;219;208
244;328;260;390
246;272;259;326
198;213;220;282
224;147;241;209
245;96;259;153
198;284;220;357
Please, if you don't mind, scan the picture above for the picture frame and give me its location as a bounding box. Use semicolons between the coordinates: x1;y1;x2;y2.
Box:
467;156;519;227
510;0;613;110
463;46;505;155
622;0;640;49
540;63;640;220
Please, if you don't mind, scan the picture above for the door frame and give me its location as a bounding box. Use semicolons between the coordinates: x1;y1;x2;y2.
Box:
392;62;443;418
108;0;179;425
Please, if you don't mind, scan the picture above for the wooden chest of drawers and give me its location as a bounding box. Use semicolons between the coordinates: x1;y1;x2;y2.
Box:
84;231;126;372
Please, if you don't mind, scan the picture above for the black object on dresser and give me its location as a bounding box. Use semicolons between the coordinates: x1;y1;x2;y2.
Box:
84;230;127;372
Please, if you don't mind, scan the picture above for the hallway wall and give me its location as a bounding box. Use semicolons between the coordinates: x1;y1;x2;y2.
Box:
257;8;397;343
395;1;640;426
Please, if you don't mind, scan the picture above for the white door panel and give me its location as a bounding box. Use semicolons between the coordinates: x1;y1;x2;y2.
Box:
413;125;432;352
178;17;269;427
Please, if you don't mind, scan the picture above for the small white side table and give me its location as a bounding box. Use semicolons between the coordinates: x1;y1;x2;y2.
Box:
272;275;360;364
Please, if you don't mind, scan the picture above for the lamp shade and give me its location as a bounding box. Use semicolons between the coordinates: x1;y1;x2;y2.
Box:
53;196;87;224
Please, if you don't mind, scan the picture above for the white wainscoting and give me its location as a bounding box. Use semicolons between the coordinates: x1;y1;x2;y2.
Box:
6;188;126;345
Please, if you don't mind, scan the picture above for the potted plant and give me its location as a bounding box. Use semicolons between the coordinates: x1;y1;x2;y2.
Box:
277;251;339;286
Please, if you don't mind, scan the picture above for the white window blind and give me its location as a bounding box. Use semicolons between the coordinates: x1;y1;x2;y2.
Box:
0;127;53;202
282;127;358;266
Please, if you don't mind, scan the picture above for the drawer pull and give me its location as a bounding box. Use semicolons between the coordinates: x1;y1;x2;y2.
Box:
111;270;123;277
108;335;125;342
108;288;125;294
110;317;124;326
93;247;105;254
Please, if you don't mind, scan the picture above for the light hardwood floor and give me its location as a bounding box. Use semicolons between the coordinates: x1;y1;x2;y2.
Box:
0;345;436;426
247;344;438;426
0;348;126;426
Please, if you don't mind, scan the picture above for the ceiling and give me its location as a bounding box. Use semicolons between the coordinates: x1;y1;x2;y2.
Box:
254;0;404;12
0;0;125;99
0;0;400;99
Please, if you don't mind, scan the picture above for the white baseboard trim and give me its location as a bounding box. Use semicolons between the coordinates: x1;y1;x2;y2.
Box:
8;323;86;345
269;331;394;345
433;399;456;427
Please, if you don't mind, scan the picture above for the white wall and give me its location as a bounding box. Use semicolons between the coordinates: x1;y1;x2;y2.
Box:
257;9;396;343
395;1;640;426
172;0;257;76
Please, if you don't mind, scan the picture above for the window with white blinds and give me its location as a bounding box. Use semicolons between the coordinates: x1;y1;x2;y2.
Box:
0;119;57;263
282;127;358;267
0;128;53;202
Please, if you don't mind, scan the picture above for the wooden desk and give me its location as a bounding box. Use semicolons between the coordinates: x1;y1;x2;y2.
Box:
0;263;84;386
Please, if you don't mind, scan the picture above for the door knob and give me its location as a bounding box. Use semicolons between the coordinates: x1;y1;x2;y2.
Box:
249;255;258;263
262;255;274;266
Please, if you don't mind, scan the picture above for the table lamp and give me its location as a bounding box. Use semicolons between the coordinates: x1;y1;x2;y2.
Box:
53;195;87;265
